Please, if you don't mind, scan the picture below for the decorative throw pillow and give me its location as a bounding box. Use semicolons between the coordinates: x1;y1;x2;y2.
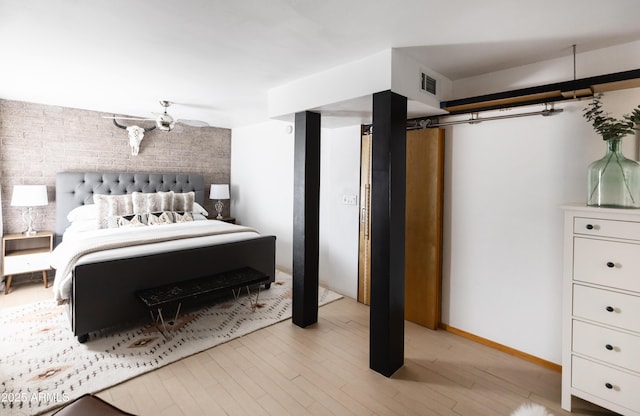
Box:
114;214;146;228
173;211;194;223
173;192;195;212
94;194;134;228
147;211;174;226
132;191;175;214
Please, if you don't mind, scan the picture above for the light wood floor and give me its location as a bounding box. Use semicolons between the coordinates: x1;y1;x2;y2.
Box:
3;279;618;416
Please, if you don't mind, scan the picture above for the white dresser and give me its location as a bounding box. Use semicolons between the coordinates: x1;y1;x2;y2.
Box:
562;205;640;415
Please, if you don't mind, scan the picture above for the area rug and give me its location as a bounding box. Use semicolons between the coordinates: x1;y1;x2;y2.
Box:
0;275;342;416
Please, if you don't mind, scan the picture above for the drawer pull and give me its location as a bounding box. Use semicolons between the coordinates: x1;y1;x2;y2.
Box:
586;224;594;230
606;261;615;268
606;306;615;312
605;382;613;389
605;344;614;351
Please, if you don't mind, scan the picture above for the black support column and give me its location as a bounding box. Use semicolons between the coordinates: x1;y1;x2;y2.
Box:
370;90;407;377
292;111;321;328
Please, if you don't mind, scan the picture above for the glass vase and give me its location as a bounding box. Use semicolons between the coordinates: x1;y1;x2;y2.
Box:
587;138;640;208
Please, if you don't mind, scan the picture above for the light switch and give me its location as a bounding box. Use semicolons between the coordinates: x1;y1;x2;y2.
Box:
342;195;358;205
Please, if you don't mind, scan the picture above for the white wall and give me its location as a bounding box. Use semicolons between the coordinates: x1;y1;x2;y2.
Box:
231;120;361;299
443;41;640;363
230;120;295;272
442;88;640;364
319;126;361;298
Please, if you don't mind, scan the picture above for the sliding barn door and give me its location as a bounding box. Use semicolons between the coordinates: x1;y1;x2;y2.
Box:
404;128;444;330
358;131;372;305
357;127;444;329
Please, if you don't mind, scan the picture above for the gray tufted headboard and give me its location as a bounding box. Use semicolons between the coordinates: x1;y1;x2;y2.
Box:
55;172;205;244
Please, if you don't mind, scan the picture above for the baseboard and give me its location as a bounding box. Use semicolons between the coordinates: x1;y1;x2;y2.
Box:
438;323;561;373
276;266;292;275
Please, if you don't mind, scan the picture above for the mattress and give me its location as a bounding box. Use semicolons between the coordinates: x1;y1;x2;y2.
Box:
51;220;261;303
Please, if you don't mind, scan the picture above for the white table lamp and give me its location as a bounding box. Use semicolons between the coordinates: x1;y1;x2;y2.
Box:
210;184;230;220
11;185;48;235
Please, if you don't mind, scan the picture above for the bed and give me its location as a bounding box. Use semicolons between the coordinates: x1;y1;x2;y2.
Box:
52;172;276;343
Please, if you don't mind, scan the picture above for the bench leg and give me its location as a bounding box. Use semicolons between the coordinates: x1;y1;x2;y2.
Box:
148;303;182;339
251;286;263;311
149;308;169;339
232;285;263;312
173;303;182;323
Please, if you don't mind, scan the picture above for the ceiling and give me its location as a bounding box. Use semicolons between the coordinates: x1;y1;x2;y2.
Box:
1;0;640;129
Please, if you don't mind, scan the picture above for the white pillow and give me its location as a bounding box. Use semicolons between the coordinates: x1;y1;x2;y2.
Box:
67;204;98;222
65;219;99;234
193;202;209;216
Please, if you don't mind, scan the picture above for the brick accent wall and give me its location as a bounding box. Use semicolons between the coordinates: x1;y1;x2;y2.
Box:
0;99;231;236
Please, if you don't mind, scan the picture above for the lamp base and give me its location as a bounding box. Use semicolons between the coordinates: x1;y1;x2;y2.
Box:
22;208;38;236
215;200;224;220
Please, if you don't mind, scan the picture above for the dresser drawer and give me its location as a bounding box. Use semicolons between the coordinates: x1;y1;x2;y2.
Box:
574;237;640;292
573;320;640;373
573;284;640;333
575;217;640;240
572;355;640;413
3;252;51;275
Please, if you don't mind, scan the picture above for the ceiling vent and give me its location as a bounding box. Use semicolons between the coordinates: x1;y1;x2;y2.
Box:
421;71;436;95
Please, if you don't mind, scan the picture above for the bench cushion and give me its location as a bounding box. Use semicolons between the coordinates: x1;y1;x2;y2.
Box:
137;267;269;308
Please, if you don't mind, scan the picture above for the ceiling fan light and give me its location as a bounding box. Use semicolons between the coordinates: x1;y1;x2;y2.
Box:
156;113;175;131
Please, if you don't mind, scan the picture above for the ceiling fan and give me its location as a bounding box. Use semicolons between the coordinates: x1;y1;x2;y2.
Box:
104;100;209;132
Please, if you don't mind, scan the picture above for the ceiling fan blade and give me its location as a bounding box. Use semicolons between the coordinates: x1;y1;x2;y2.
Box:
102;115;155;121
177;119;209;127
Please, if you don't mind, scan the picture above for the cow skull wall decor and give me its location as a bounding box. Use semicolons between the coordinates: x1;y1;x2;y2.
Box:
112;118;156;155
125;126;145;156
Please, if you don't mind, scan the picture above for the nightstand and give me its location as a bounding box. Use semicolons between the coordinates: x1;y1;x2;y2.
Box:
218;217;236;224
2;231;53;294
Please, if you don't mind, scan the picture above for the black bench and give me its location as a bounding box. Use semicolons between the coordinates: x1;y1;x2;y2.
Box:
136;267;271;336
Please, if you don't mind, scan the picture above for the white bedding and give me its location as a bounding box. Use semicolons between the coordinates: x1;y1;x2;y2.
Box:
51;220;260;303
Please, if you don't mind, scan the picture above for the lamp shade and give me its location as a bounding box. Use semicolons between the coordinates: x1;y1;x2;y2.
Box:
209;184;230;200
11;185;48;207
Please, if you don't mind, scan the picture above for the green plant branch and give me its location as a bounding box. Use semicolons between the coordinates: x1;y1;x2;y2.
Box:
584;93;640;141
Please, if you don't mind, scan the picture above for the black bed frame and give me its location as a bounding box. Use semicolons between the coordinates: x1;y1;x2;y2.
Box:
55;172;276;342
